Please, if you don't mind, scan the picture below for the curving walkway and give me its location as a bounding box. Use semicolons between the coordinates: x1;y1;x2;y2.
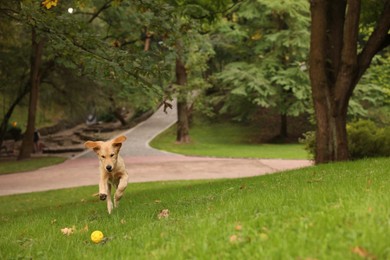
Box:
0;100;312;196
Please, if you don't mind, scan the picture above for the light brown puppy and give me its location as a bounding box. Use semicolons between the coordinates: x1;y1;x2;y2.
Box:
84;135;128;214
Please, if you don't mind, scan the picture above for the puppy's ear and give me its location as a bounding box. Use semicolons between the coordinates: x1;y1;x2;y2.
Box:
112;135;126;150
84;141;101;153
113;135;127;144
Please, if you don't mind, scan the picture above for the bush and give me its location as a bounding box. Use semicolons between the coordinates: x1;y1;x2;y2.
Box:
299;131;315;159
97;112;116;123
300;120;390;160
4;123;22;141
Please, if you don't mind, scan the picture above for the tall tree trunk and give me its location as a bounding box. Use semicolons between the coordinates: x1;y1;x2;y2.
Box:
280;114;288;139
175;56;190;143
18;29;45;160
309;0;358;163
310;0;390;164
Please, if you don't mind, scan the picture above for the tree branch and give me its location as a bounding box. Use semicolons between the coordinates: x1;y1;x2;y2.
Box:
334;0;360;113
356;1;390;82
88;0;113;23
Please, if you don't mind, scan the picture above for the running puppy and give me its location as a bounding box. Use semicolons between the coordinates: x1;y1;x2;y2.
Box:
84;135;128;214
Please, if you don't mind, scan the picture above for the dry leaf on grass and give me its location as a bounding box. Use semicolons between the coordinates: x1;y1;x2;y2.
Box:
61;226;75;236
234;224;242;231
158;209;169;219
351;246;376;259
229;234;238;243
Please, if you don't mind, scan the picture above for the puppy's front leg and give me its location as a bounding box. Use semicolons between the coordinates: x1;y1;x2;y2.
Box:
114;173;128;208
99;171;109;201
106;183;113;214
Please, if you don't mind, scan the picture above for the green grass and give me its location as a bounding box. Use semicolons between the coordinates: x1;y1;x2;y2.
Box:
0;157;67;175
150;122;309;159
0;158;389;259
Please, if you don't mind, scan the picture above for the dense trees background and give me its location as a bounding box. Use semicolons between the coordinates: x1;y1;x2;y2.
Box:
0;0;389;163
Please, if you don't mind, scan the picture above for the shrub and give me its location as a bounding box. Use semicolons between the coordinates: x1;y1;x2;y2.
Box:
299;131;315;159
4;123;22;141
300;120;390;160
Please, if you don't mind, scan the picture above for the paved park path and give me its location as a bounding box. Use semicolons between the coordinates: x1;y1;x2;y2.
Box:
0;100;312;196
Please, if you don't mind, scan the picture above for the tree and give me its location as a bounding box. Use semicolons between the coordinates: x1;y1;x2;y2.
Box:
0;3;31;149
1;0;175;159
158;1;218;143
18;29;45;159
309;0;390;163
210;0;311;138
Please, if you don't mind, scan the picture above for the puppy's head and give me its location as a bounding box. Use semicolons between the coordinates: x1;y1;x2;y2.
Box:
84;135;127;173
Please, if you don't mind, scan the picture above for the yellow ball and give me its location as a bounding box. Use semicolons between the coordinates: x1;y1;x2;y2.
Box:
91;230;104;244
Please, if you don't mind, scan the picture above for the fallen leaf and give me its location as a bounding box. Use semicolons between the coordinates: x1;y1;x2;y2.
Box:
61;227;75;236
351;246;376;259
51;219;57;224
158;209;169;219
229;234;238;243
120;219;126;224
235;224;242;231
154;200;161;203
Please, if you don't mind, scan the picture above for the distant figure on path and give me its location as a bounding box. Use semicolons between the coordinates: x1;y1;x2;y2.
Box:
34;129;41;153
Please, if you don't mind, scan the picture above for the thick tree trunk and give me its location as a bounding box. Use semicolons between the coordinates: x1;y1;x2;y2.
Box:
309;0;359;164
310;0;389;164
312;91;349;163
18;29;45;160
175;56;190;143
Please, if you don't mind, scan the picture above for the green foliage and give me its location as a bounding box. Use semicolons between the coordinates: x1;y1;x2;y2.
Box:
1;0;177;125
351;53;390;122
298;130;316;160
347;120;390;159
301;120;390;160
208;0;311;121
3;123;22;141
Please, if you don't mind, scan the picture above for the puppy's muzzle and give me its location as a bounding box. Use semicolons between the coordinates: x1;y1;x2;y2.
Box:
106;165;113;172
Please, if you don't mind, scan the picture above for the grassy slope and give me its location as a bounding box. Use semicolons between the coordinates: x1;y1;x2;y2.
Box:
0;157;67;175
0;158;388;259
150;122;309;159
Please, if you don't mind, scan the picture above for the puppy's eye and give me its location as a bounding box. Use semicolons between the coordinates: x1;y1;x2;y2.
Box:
101;155;105;159
110;154;115;157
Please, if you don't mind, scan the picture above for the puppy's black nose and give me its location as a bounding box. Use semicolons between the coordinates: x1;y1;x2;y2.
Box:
106;165;112;172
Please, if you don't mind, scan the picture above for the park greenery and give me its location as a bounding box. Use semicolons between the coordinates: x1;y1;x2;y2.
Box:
0;156;66;175
0;157;389;259
0;0;389;163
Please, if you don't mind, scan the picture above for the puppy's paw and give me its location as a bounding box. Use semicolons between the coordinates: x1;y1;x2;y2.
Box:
99;193;107;201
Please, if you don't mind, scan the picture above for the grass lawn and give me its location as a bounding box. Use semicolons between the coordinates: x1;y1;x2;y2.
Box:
0;158;388;259
0;157;67;175
150;122;310;159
